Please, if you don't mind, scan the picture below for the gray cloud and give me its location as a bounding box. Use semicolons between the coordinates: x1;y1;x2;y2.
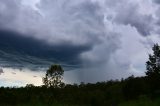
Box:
114;10;153;36
0;30;92;70
104;0;154;36
0;0;19;25
151;1;160;34
11;72;16;75
0;68;4;75
154;0;160;4
0;0;106;65
0;0;160;83
0;0;105;46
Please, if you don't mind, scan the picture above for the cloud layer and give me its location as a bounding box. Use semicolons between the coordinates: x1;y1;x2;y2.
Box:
1;0;160;84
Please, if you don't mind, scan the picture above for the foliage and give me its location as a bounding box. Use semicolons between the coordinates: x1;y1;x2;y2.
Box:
146;44;160;77
146;44;160;93
42;64;64;88
0;77;153;106
119;97;160;106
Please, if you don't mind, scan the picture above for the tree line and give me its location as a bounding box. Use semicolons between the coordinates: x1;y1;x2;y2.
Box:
0;44;160;106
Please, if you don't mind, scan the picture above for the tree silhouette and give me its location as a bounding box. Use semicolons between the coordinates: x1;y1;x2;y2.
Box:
43;64;64;88
146;44;160;92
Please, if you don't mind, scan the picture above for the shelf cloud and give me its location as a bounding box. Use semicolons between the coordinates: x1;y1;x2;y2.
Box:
0;0;160;84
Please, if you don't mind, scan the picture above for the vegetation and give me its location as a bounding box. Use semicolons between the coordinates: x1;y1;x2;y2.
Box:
0;44;160;106
146;44;160;94
42;64;64;88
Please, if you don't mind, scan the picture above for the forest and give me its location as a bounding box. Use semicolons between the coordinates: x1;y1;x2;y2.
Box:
0;44;160;106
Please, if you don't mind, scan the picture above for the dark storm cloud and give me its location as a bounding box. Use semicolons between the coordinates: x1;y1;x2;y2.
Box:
0;0;106;70
110;1;154;36
115;13;153;36
0;0;160;83
0;30;92;70
0;0;20;28
151;0;160;34
0;0;105;45
154;0;160;4
0;68;4;75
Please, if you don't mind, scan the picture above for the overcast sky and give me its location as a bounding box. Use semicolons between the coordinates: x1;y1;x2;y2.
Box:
1;0;160;86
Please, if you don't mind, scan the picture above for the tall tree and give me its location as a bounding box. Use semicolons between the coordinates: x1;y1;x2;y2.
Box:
146;44;160;91
43;64;64;88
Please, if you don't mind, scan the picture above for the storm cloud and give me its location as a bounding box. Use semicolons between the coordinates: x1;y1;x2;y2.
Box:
0;68;4;75
0;0;160;84
0;31;97;75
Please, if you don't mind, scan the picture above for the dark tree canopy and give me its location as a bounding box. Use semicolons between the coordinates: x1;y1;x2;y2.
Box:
146;44;160;91
146;44;160;76
43;64;64;88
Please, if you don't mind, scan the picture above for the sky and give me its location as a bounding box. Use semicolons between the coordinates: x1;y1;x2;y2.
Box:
1;0;160;86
